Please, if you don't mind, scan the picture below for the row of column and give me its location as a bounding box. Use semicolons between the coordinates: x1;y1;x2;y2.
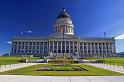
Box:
49;41;78;53
12;41;115;55
12;42;47;53
79;42;115;54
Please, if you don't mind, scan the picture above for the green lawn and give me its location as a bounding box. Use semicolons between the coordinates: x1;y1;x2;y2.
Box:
0;56;40;65
84;57;124;66
0;64;123;76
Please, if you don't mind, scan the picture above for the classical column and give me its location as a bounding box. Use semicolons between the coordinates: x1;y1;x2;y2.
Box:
82;42;84;54
24;42;25;53
58;26;59;32
13;42;15;53
113;42;116;55
38;42;40;53
57;41;58;53
16;42;19;53
20;42;22;53
86;43;88;54
27;42;29;53
35;42;37;53
90;43;92;55
48;41;50;53
108;43;110;54
61;42;62;52
69;42;70;53
77;42;79;57
52;41;54;53
93;43;95;54
77;42;78;53
65;41;66;53
105;42;106;54
46;42;48;53
97;43;99;54
111;43;115;54
101;43;103;54
101;42;103;54
31;42;33;54
32;42;34;53
43;42;45;53
65;26;66;32
73;42;74;53
66;26;67;32
109;43;112;56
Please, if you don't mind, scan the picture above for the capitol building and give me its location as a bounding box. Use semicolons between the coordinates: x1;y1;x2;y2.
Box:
11;9;116;58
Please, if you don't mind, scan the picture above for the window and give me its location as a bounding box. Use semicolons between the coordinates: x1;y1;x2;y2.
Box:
66;42;69;45
58;50;61;53
99;46;102;49
80;46;83;49
54;42;57;45
66;50;69;53
80;43;82;45
88;50;90;53
84;46;86;49
30;42;32;45
74;42;77;45
41;42;43;45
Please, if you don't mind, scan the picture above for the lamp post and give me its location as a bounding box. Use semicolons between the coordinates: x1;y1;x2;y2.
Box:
21;49;24;60
103;51;105;62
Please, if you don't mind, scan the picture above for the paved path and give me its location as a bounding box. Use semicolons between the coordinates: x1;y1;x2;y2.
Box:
0;63;40;72
0;75;124;82
86;63;124;74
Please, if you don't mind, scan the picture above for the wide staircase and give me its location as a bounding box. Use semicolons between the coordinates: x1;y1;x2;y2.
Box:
46;53;80;60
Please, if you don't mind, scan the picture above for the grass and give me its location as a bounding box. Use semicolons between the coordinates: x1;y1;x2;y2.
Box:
0;64;123;76
0;56;40;65
84;57;124;66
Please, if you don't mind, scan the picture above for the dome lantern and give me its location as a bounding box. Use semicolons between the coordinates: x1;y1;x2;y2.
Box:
57;8;71;19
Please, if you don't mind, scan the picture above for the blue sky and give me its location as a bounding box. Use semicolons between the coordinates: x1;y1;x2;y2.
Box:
0;0;124;54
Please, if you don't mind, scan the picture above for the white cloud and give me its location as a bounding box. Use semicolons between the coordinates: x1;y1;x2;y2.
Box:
6;41;12;44
27;30;32;33
21;32;23;35
115;33;124;40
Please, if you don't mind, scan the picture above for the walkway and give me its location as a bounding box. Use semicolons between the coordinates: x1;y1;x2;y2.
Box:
86;63;124;74
0;63;40;72
0;75;124;82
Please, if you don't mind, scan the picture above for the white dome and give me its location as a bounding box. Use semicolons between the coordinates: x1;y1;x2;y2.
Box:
55;9;74;35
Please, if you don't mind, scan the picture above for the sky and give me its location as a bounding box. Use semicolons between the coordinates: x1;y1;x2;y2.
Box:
0;0;124;54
